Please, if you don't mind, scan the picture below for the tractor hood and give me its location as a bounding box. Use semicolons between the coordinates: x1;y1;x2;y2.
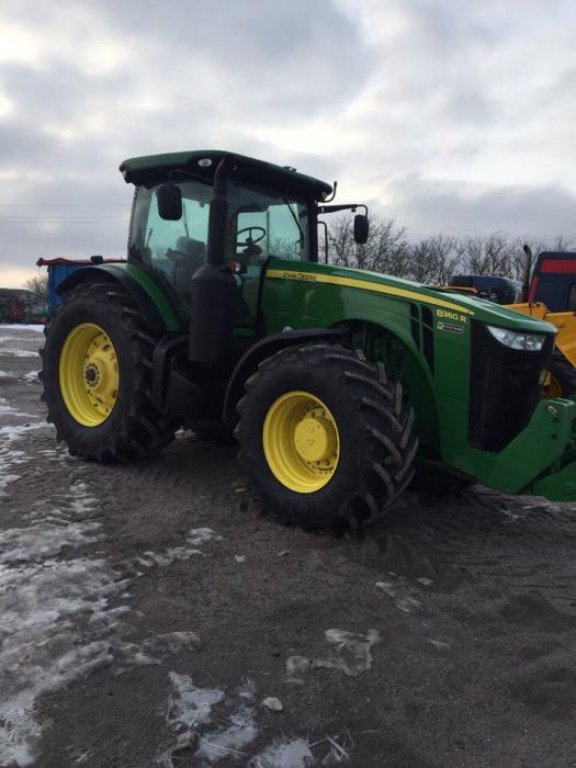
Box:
350;266;556;334
270;260;557;337
423;281;556;332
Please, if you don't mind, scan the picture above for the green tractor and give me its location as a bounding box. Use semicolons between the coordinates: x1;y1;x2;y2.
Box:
40;150;576;530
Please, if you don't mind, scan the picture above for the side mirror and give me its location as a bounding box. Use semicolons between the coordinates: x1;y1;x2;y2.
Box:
157;183;182;220
354;214;369;245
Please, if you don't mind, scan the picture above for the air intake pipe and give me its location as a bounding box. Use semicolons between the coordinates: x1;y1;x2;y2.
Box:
188;157;238;365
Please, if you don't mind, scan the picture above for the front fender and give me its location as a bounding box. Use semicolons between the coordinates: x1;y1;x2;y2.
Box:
222;328;348;426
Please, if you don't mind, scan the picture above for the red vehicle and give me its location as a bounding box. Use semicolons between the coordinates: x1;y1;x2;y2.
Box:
527;251;576;311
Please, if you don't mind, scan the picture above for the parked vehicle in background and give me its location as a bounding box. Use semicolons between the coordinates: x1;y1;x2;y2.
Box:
448;274;522;305
37;257;126;317
527;250;576;311
0;287;43;324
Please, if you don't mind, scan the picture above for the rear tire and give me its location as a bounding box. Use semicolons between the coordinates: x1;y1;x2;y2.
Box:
235;344;418;531
40;283;178;461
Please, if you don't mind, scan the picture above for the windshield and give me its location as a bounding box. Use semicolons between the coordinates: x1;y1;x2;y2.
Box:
226;180;309;264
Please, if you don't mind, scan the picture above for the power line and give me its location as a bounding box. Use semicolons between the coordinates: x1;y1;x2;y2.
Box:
0;202;126;205
0;218;127;224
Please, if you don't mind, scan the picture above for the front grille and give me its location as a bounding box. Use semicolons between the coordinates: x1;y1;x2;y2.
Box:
469;322;553;451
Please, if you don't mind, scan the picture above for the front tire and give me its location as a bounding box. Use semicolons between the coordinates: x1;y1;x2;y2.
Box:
235;344;418;531
40;283;178;461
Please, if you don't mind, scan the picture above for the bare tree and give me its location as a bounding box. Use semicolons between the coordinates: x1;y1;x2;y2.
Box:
326;214;409;275
408;234;462;284
25;274;48;303
459;233;512;275
326;210;576;293
325;214;356;267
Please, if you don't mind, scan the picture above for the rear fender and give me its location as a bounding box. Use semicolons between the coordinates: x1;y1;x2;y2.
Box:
57;264;181;332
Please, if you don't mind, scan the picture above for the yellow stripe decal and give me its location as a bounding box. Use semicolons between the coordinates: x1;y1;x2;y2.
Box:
266;269;475;316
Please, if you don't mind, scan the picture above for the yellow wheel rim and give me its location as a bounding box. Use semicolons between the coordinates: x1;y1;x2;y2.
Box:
263;391;340;493
59;323;119;426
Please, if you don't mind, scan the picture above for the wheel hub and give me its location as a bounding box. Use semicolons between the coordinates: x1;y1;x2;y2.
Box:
84;361;101;387
293;409;338;464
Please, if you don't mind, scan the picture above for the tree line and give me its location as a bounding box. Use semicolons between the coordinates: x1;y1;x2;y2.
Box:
324;214;574;284
21;216;575;304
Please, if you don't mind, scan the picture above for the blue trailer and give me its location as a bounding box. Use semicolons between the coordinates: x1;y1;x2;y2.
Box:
37;257;125;316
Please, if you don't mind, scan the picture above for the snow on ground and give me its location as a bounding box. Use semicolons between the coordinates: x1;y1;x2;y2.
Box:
0;459;225;766
251;739;316;768
125;528;223;573
1;325;45;332
155;628;369;766
0;349;39;357
0;474;224;766
0;396;37;420
286;629;380;682
0;399;44;497
0;481;118;766
0;369;39;384
0;331;217;765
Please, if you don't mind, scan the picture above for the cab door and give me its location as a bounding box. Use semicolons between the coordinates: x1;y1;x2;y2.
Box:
224;186;310;332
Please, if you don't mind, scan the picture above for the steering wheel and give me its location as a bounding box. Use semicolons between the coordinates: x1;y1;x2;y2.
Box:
236;226;266;248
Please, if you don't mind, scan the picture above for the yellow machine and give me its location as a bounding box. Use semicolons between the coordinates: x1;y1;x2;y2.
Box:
508;302;576;397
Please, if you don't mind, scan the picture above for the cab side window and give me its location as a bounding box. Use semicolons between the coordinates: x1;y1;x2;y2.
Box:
130;182;210;312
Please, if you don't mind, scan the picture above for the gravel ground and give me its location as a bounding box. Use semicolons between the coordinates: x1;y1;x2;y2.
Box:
1;325;576;768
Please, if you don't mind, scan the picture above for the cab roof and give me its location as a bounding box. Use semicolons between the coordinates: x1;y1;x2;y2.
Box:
119;149;333;201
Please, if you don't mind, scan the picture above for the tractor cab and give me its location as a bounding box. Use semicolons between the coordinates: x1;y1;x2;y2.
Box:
128;171;310;326
122;151;332;330
122;151;367;339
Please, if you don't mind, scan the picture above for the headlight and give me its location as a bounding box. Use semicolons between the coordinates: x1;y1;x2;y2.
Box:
486;324;547;351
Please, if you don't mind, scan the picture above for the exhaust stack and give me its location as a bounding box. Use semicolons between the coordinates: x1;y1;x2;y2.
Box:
188;157;238;365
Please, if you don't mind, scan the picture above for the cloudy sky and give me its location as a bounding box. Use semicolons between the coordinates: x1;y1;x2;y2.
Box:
2;0;576;287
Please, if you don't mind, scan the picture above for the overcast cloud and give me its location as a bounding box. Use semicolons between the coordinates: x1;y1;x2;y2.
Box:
1;0;576;286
